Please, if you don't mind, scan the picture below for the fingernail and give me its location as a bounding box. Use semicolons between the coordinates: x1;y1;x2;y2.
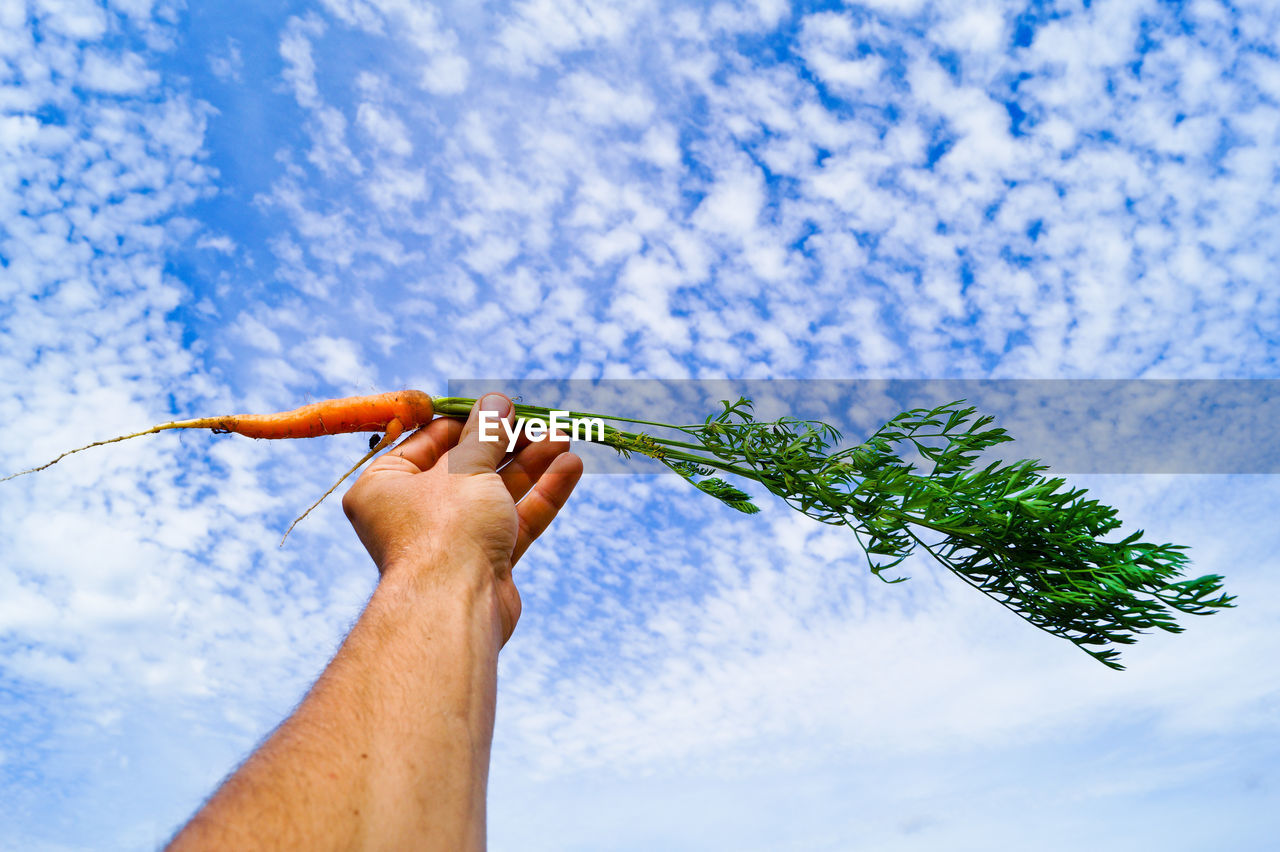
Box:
481;393;511;416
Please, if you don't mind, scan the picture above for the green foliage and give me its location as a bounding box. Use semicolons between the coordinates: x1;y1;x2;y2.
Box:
592;396;1234;670
691;477;760;514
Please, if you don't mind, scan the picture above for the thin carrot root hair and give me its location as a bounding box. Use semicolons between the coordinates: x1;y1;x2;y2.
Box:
0;418;212;483
278;424;407;547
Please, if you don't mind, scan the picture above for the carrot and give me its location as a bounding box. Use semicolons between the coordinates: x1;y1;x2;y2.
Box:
1;390;436;544
200;390;435;442
0;388;1236;669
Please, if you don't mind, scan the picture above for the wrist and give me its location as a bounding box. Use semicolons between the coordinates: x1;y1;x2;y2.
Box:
375;551;505;631
379;533;512;586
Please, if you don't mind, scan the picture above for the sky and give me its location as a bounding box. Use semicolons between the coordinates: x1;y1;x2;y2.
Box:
1;0;1279;849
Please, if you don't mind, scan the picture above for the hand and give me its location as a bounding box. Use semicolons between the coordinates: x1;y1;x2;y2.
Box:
342;393;583;644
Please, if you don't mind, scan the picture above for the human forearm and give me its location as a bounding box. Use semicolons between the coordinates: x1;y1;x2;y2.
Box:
169;560;504;851
169;395;581;848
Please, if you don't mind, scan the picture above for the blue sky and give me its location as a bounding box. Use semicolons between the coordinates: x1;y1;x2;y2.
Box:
2;0;1279;849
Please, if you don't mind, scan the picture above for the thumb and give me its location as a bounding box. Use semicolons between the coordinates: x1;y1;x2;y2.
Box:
448;393;514;474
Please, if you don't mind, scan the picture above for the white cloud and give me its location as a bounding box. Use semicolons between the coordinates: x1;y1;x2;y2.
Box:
707;0;790;34
882;0;930;13
463;233;520;275
324;0;471;93
195;233;236;253
231;312;284;353
208;38;243;82
280;16;325;109
933;5;1005;53
635;123;681;168
0;113;41;149
800;14;885;94
583;225;642;266
363;162;429;211
356;102;413;156
317;0;384;31
489;0;636;74
80;50;161;94
559;72;655;127
33;0;107;40
305;335;371;387
692;166;764;238
421;52;470;95
309;106;363;175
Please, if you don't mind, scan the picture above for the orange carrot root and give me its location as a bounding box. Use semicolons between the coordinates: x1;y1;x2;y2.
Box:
202;390;434;440
2;390;439;542
1;391;436;507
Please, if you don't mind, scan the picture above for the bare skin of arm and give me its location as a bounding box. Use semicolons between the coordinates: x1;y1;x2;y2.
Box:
167;393;583;851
